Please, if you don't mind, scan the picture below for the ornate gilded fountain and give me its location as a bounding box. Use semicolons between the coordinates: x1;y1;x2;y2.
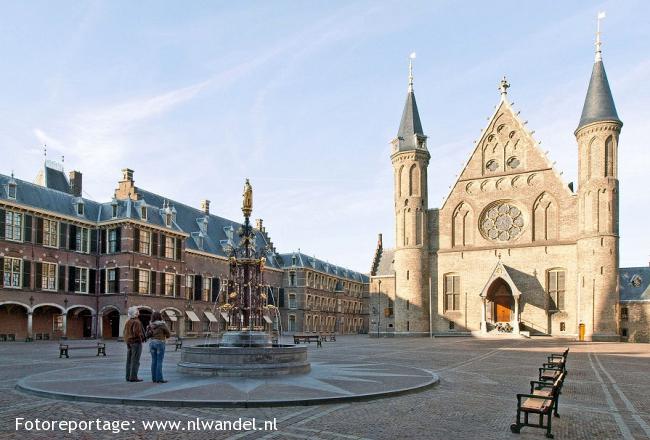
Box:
178;180;310;376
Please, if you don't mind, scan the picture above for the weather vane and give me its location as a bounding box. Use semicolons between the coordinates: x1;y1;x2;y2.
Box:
595;11;606;62
408;52;416;92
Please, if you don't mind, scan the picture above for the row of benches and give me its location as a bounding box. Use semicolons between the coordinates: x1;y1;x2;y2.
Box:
58;337;183;358
511;348;569;439
293;333;337;348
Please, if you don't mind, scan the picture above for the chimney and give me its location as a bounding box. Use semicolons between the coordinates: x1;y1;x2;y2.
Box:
201;199;210;215
121;168;134;182
378;233;383;247
69;171;83;197
115;168;138;200
255;218;265;233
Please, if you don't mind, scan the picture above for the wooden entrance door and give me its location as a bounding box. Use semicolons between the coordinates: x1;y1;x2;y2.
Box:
494;296;512;322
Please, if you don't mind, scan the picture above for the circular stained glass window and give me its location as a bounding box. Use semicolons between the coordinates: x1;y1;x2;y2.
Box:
480;201;524;241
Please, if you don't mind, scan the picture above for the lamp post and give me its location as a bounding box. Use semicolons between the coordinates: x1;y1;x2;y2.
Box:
377;280;381;338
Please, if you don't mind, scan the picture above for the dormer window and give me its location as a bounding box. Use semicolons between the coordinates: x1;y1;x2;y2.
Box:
76;201;84;216
165;213;172;227
111;203;118;218
141;206;147;220
292;255;297;266
8;181;17;199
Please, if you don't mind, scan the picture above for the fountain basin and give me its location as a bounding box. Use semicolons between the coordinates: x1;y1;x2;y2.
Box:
178;343;310;377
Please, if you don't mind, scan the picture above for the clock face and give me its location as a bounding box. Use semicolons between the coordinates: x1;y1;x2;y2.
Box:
480;201;524;241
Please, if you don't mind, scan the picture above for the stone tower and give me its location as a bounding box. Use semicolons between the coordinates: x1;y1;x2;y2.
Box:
390;57;430;335
575;19;622;341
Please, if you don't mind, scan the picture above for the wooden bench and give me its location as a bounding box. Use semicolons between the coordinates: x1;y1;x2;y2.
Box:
547;348;569;372
59;342;106;358
539;364;564;383
166;337;183;351
511;371;566;438
293;333;322;348
530;371;567;418
320;332;337;342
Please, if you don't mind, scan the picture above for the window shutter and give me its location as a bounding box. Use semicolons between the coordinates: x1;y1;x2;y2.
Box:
34;262;42;290
151;232;158;256
90;229;98;254
58;265;65;291
160;272;165;295
89;269;96;294
0;209;5;239
22;260;31;289
194;274;202;301
114;267;120;294
133;228;140;253
35;217;44;245
24;215;33;243
59;223;67;249
0;257;3;284
175;238;182;261
133;268;139;294
211;278;219;302
115;227;121;252
150;271;156;295
100;269;106;294
68;225;77;250
279;288;285;307
68;267;76;292
99;229;105;254
175;274;181;297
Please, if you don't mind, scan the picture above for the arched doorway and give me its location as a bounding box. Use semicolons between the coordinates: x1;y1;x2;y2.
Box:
0;302;29;341
32;304;66;340
487;278;513;323
67;306;95;339
101;308;121;339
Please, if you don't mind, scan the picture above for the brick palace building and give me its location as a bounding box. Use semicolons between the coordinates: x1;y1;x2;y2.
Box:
0;164;368;341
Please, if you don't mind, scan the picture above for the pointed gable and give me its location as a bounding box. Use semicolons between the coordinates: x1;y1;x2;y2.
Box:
479;260;521;298
456;99;551;183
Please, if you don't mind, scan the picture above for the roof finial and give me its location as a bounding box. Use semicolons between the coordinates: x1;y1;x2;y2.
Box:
499;75;510;96
408;52;416;92
595;11;606;62
43;144;47;158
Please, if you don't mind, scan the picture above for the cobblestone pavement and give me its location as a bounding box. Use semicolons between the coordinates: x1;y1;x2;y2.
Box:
1;336;649;439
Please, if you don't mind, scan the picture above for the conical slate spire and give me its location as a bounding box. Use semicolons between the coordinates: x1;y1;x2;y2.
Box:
577;60;621;130
397;90;424;142
577;14;622;131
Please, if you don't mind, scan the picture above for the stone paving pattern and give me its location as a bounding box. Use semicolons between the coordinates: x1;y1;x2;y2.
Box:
1;336;649;439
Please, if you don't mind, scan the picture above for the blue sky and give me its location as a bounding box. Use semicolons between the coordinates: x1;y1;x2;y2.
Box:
0;1;648;272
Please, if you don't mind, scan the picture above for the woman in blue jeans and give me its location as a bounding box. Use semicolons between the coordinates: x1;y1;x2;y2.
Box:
146;311;171;383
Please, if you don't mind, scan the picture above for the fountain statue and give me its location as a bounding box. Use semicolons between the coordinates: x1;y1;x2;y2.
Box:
178;179;310;376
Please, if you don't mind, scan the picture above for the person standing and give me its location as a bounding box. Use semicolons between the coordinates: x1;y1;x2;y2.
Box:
146;311;171;383
123;306;145;382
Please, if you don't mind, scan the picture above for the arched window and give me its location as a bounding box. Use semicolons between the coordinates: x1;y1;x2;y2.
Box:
605;135;614;177
547;269;566;311
409;164;420;196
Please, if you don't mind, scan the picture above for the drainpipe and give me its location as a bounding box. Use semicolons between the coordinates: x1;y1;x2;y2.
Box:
429;276;433;338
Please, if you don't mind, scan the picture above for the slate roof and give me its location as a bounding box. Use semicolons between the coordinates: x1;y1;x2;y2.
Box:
577;60;622;130
396;90;424;151
374;248;395;277
0;174;100;222
0;167;380;274
278;252;369;283
620;267;650;301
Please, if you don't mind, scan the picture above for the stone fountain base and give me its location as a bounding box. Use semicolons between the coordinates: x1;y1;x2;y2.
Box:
177;332;310;377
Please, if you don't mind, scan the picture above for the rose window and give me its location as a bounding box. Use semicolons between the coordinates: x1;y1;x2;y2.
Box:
480;202;524;241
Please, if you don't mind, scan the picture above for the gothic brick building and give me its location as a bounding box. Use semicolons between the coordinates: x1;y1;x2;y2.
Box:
0;165;368;341
369;30;648;341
